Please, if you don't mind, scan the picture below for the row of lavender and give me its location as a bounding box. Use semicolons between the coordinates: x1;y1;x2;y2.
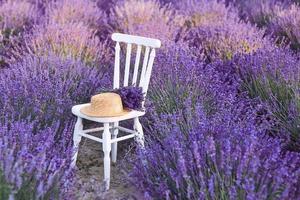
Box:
0;0;112;198
0;0;299;199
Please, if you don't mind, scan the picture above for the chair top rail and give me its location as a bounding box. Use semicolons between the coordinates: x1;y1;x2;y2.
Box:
112;33;161;48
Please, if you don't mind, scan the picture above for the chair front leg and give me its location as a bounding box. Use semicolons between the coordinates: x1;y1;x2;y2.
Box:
134;117;145;148
111;122;119;163
71;117;83;168
102;123;112;190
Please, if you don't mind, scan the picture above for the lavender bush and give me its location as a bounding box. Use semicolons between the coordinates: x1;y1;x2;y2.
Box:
147;43;230;116
0;0;36;67
178;0;271;61
129;23;300;199
230;48;300;151
131;44;300;197
0;53;110;133
111;0;184;44
46;0;104;28
46;0;112;41
226;0;283;28
114;86;144;111
29;22;111;65
0;117;75;199
0;52;109;198
131;100;300;199
269;3;300;51
0;0;35;30
228;1;300;51
0;0;299;199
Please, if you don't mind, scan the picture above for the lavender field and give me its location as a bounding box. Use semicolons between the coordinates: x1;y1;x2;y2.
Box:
0;0;300;199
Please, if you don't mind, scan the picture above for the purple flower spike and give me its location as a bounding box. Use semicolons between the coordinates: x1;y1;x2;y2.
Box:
114;86;145;111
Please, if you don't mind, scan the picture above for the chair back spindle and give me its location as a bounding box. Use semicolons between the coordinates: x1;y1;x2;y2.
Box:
111;33;161;99
132;45;142;86
124;43;132;86
113;42;121;89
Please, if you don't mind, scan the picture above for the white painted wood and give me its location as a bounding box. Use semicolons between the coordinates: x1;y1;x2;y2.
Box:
117;126;137;134
112;33;161;48
111;133;136;143
139;46;150;87
111;122;119;163
82;126;114;134
71;127;137;150
124;43;132;86
71;33;161;190
71;117;83;167
114;42;121;89
78;132;103;143
102;123;111;190
134;118;144;148
132;45;142;85
143;48;156;94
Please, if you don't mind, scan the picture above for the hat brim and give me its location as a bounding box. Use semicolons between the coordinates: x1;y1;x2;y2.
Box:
80;104;131;117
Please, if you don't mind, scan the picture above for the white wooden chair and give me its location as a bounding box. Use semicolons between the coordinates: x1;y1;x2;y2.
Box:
71;33;161;190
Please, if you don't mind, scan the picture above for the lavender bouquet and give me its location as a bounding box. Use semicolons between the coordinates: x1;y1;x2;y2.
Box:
113;86;145;111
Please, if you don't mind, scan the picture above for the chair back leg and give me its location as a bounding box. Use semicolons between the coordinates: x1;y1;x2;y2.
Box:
111;122;119;163
134;117;145;148
102;123;112;190
72;117;83;167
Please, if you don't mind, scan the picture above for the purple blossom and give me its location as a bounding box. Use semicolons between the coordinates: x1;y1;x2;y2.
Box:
0;118;75;199
227;0;284;27
0;50;109;198
110;0;183;44
130;95;300;199
113;86;144;111
0;0;299;198
128;40;300;199
178;0;272;61
0;0;35;30
221;48;300;151
269;3;300;50
28;22;111;65
46;0;105;28
0;52;110;132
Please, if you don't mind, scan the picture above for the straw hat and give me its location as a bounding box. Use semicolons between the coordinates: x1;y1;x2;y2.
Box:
80;93;130;117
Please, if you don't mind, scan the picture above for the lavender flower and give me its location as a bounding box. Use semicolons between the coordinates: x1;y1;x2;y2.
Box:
0;49;109;198
114;86;144;111
229;48;300;151
178;0;272;61
111;0;184;44
29;22;111;65
128;39;300;199
0;0;35;30
177;0;239;27
46;0;106;29
0;0;37;67
0;118;75;199
228;0;283;28
130;94;300;199
269;3;300;50
0;1;299;199
0;52;110;132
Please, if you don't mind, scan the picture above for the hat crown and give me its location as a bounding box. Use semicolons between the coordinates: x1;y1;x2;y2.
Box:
80;92;130;117
90;93;123;114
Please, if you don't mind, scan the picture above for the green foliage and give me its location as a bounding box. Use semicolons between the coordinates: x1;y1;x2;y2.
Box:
149;73;218;118
149;79;195;114
0;170;10;200
14;176;60;200
0;172;61;200
242;71;300;151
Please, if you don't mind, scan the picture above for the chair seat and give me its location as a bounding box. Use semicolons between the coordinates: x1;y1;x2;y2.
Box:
72;103;145;123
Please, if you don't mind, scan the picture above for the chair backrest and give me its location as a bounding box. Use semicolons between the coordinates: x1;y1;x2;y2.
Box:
111;33;161;97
